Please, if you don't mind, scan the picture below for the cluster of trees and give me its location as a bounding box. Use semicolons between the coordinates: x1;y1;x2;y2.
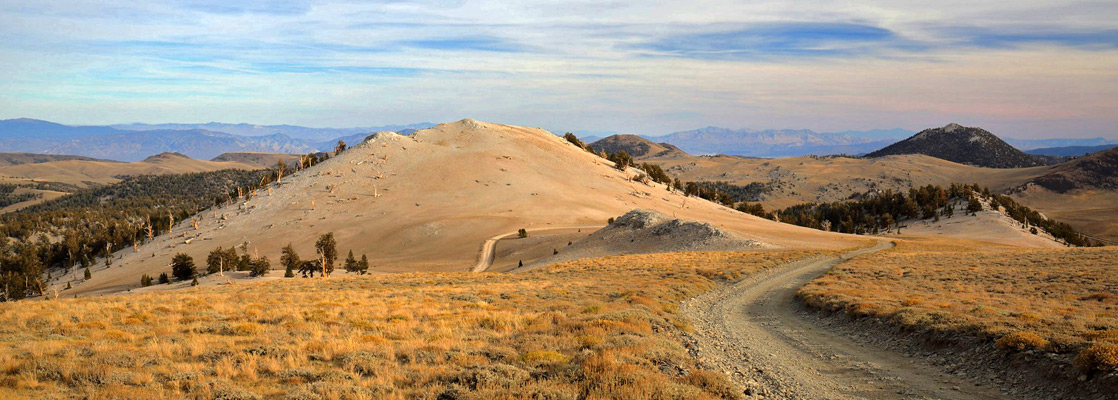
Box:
773;183;1097;246
689;181;770;203
0;184;42;208
278;233;369;278
204;245;271;277
152;231;373;287
776;184;959;234
298;152;330;170
606;151;633;171
0;169;273;300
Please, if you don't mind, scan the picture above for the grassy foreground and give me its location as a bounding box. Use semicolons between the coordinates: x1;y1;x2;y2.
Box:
0;250;818;400
798;238;1118;374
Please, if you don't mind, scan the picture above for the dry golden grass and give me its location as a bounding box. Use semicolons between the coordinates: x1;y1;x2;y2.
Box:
0;250;818;399
798;238;1118;373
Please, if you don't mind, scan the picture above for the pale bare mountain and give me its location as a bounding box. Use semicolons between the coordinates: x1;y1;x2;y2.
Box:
866;123;1044;168
59;119;861;297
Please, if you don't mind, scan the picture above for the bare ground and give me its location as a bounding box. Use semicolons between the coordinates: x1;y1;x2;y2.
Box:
681;242;1011;399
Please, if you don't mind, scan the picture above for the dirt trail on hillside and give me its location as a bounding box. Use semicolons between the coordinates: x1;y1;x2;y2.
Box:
683;242;1007;399
473;226;603;272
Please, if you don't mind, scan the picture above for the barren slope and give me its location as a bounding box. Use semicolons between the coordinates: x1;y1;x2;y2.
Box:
646;153;1047;210
0;152;107;166
0;152;261;187
58;119;859;297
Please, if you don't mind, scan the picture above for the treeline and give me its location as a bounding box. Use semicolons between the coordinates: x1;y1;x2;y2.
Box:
0;169;275;300
773;183;1097;246
141;232;372;290
0;184;40;208
690;181;770;203
0;182;79;208
776;184;959;234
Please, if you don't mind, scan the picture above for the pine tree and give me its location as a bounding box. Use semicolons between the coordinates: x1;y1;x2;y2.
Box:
344;250;358;273
83;267;91;280
315;233;337;276
967;196;983;214
250;256;270;277
158;272;170;284
140;274;153;287
358;254;370;274
281;244;300;278
171;253;196;281
190;277;199;287
206;247;228;275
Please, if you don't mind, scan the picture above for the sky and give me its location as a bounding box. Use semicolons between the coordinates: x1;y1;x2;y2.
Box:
1;1;1117;139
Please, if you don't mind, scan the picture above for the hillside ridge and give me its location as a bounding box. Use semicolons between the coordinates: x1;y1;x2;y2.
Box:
867;123;1043;168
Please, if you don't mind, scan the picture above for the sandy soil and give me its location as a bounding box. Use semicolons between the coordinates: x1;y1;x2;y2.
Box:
882;199;1065;248
522;209;773;270
682;242;1008;400
477;226;600;272
54;119;862;298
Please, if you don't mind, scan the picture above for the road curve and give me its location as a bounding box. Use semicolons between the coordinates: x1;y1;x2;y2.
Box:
472;225;603;272
683;242;1007;400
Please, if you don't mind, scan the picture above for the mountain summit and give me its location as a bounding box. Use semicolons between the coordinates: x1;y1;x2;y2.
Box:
866;123;1042;168
589;134;688;158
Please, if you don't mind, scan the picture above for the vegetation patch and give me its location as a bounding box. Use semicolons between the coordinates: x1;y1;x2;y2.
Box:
798;238;1118;375
0;250;815;399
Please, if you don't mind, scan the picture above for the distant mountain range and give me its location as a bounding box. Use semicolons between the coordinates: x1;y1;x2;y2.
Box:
0;118;435;162
866;123;1043;168
1004;137;1117;151
4;117;1115;162
1026;144;1118;157
646;127;901;157
111;122;435;142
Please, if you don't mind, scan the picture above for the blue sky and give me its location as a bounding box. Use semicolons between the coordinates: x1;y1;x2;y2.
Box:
1;1;1116;138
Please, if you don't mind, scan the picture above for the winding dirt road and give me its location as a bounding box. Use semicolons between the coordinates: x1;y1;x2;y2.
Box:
472;225;602;272
683;242;1007;399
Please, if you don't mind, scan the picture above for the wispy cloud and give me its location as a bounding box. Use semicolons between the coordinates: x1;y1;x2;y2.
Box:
177;0;313;16
944;27;1118;49
636;22;913;59
0;0;1116;138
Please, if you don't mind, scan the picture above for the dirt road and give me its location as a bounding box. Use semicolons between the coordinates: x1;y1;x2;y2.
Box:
472;225;602;272
683;242;1007;399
